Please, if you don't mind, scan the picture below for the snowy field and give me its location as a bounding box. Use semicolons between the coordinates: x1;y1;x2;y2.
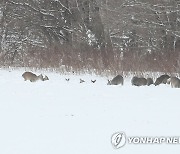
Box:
0;69;180;154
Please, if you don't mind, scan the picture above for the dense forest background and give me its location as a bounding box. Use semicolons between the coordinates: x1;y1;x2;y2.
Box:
1;0;180;74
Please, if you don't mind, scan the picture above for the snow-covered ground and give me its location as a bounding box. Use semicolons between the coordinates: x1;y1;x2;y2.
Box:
0;69;180;154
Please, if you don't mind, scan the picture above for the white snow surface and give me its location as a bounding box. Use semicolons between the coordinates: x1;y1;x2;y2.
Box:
0;69;180;154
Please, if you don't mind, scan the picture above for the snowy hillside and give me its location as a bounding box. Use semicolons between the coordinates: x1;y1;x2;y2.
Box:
0;69;180;154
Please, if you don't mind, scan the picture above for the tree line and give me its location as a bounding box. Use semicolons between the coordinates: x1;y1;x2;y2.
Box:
0;0;180;73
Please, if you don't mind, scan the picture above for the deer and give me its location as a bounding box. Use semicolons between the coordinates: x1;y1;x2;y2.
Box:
168;77;180;88
22;72;43;82
154;74;170;86
107;75;124;85
146;78;154;86
131;76;147;86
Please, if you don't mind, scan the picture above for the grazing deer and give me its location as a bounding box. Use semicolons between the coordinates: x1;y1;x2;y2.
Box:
80;79;85;83
107;75;124;85
131;76;147;86
168;77;180;88
91;80;96;83
146;78;153;86
22;72;43;82
154;74;170;86
131;76;138;86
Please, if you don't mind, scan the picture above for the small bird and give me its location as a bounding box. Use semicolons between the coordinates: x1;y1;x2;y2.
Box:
65;78;70;81
80;79;85;83
91;80;96;83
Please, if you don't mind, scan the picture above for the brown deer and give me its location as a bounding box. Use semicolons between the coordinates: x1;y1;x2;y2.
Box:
22;72;43;82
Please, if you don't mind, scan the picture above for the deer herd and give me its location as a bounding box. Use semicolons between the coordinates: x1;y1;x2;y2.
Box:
22;71;180;88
